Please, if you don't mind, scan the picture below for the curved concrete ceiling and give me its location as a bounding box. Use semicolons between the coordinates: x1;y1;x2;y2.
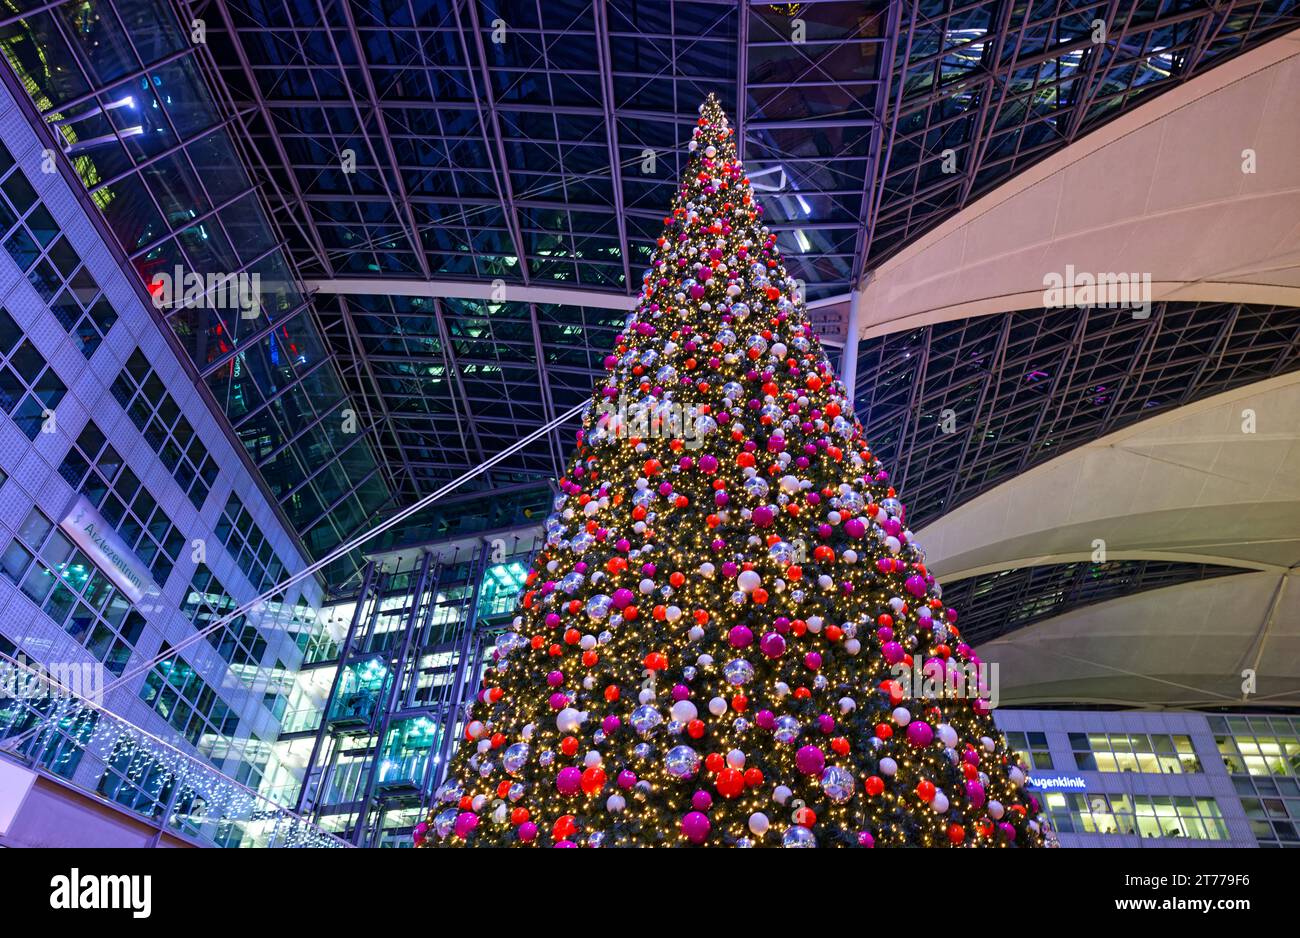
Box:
918;371;1300;581
916;370;1300;708
980;571;1299;709
851;27;1300;342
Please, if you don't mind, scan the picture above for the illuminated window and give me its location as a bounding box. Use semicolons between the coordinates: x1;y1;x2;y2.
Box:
1070;731;1201;774
112;348;218;508
59;421;184;585
0;307;67;439
0;507;145;675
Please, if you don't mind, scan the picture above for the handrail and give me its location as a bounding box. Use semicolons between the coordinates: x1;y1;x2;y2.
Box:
0;651;351;848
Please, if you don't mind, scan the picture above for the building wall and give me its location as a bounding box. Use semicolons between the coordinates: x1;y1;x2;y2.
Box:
0;78;320;802
996;709;1300;848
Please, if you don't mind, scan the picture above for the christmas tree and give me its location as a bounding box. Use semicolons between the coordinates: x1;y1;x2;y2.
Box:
419;95;1048;848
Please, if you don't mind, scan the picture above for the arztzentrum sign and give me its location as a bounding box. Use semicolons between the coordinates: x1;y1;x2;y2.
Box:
59;494;161;607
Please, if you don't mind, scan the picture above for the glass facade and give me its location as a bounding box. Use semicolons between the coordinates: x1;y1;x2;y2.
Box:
0;47;332;845
58;418;185;585
1;506;146;675
1043;792;1230;842
0;139;117;357
1071;732;1203;775
0;0;392;578
1213;714;1300;846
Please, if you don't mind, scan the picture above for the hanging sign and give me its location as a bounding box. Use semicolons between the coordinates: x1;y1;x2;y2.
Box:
59;495;162;607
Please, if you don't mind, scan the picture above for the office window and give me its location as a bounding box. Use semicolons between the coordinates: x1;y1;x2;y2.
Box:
0;507;145;675
181;564;267;674
0;306;67;439
0;696;97;780
138;642;241;750
214;492;286;594
1070;731;1202;774
1046;792;1228;841
111;348;218;508
1004;730;1054;770
1212;715;1300;845
0;155;117;358
97;742;182;820
59;420;184;586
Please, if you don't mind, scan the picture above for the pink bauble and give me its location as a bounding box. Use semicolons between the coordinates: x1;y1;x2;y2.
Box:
681;811;711;844
729;625;754;648
795;744;826;776
759;631;785;658
556;767;583;796
906;721;934;747
454;812;478;838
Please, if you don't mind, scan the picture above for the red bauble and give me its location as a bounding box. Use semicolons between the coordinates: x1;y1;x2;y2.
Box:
916;780;936;802
581;767;607;795
716;768;745;799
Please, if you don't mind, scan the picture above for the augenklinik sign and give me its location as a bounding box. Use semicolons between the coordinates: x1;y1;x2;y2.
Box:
59;495;161;607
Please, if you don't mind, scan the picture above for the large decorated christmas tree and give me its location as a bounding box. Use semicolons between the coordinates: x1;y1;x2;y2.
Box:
419;95;1048;848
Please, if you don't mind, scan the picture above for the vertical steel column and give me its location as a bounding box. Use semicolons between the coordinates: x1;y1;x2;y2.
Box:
405;556;443;710
295;560;377;813
351;550;434;846
432;543;491;788
840;284;864;404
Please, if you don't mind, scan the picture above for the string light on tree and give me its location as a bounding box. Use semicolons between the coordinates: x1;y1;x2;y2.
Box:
420;95;1049;848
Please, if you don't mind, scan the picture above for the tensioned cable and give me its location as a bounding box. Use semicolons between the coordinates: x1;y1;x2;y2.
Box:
100;399;588;698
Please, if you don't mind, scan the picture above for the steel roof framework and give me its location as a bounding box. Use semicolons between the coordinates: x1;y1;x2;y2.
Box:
4;0;1299;560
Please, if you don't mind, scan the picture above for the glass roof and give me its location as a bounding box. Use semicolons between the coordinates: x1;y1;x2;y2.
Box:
3;0;1298;587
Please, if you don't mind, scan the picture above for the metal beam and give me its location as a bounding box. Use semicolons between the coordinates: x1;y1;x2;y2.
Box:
594;0;633;292
309;278;641;310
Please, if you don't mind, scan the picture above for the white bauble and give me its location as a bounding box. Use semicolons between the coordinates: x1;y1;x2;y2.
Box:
556;708;586;733
670;700;698;723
